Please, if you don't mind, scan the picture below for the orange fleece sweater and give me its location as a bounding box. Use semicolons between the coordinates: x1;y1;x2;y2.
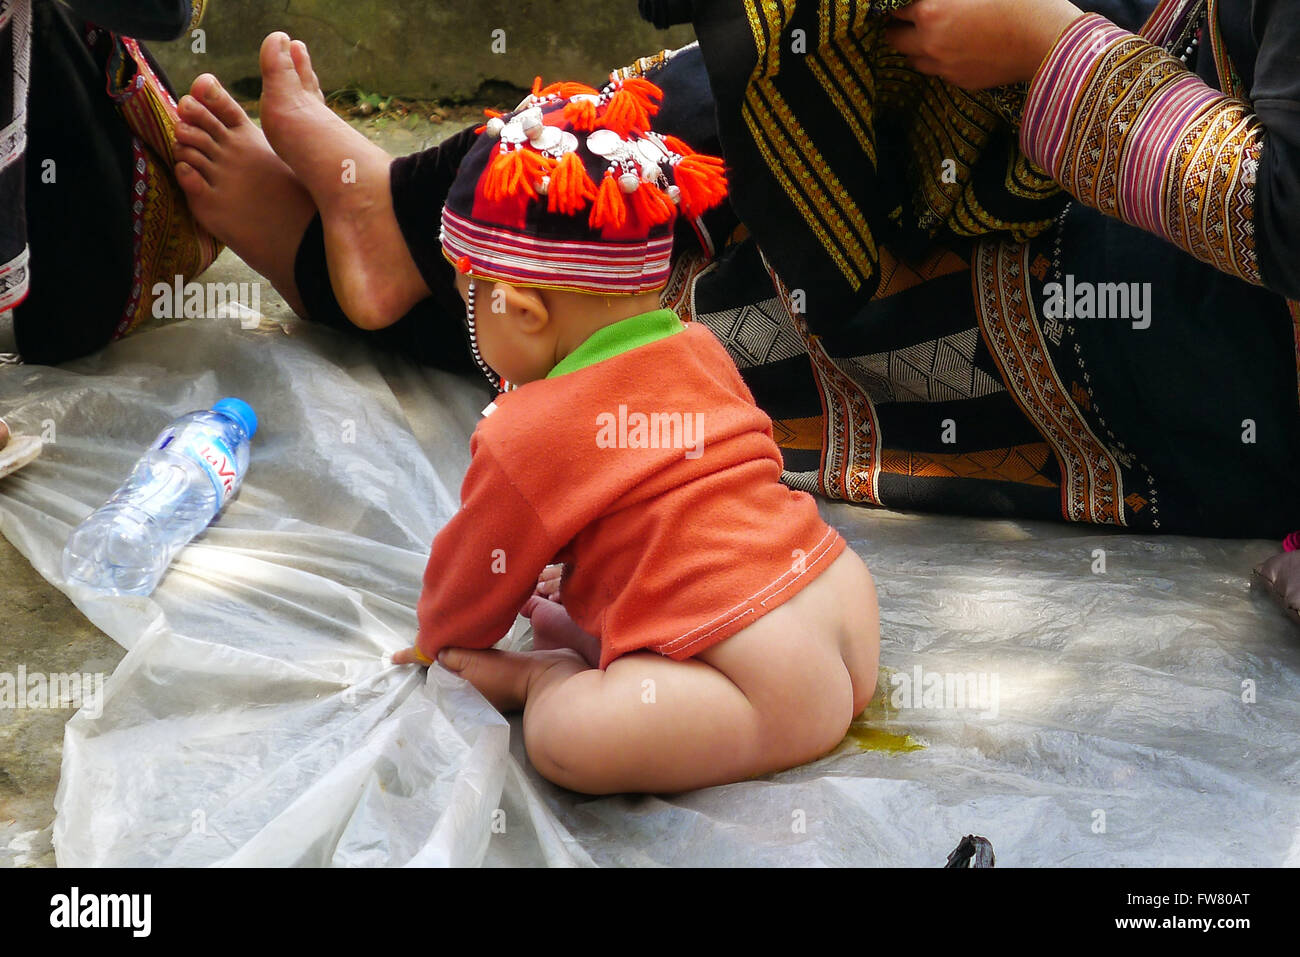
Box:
415;317;845;668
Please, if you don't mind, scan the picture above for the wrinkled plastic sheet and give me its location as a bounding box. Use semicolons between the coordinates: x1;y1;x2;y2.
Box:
2;316;1299;866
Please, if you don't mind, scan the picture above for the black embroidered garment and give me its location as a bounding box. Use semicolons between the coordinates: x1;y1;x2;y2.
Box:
2;0;201;361
678;0;1300;536
296;3;1300;537
1;1;33;315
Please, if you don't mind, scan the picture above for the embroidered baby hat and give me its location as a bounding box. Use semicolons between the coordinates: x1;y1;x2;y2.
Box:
439;74;728;295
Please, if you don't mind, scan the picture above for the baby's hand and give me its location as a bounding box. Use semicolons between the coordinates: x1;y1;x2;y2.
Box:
392;645;434;666
534;563;564;601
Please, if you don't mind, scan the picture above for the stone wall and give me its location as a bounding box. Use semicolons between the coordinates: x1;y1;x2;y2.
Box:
149;0;695;101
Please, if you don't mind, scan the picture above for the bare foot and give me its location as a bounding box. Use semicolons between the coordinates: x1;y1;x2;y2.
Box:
438;646;587;713
256;32;431;330
534;563;563;601
173;73;316;316
522;595;603;669
0;418;8;451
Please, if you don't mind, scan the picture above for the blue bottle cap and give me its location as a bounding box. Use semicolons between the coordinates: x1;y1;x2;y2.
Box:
212;397;258;439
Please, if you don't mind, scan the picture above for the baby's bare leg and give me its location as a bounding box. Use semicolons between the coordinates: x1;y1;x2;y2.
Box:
526;652;777;793
439;550;878;794
440;646;771;793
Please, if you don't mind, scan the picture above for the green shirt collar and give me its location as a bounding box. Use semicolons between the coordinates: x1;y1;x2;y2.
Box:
547;309;684;379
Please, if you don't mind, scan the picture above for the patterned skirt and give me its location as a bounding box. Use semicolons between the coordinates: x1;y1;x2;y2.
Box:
660;0;1300;539
680;203;1300;538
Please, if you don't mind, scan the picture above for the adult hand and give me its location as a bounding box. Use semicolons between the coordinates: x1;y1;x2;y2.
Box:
884;0;1085;90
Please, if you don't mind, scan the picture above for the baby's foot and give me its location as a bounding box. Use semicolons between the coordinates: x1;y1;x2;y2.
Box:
174;73;315;316
256;33;430;329
522;596;602;670
534;563;564;601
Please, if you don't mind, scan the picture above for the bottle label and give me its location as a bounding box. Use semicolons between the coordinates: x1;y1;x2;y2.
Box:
152;429;240;505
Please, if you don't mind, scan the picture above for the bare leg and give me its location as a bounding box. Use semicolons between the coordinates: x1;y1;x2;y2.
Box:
438;550;881;794
256;33;431;330
173;74;315;317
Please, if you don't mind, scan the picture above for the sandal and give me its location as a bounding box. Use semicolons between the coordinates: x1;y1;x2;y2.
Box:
0;418;42;480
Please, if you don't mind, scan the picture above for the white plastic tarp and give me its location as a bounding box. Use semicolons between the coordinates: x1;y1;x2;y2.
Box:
1;315;1298;866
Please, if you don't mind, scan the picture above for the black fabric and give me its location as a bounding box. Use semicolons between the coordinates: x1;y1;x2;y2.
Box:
1083;0;1161;30
683;0;1080;333
645;0;1157;336
13;0;136;364
0;1;32;317
637;0;696;29
1248;0;1300;300
56;0;192;40
694;205;1300;536
680;0;1300;537
1042;201;1300;536
5;0;193;363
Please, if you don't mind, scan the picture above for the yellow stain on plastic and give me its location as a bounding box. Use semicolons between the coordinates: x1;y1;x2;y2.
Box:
844;723;924;753
844;666;925;753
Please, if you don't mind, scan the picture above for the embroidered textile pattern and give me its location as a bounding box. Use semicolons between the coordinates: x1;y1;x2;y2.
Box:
735;0;1062;296
763;254;883;504
1021;13;1263;287
972;239;1126;525
105;36;221;337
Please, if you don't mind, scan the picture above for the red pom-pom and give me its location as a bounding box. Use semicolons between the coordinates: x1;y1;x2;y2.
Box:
482;147;556;202
589;170;628;231
600;77;663;137
563;98;599;132
661;134;696;157
455;256;472;274
548;151;598;216
629;180;676;227
672;153;728;218
537;79;600;100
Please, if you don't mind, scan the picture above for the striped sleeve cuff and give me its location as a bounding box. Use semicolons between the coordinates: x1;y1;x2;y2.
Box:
1020;12;1264;286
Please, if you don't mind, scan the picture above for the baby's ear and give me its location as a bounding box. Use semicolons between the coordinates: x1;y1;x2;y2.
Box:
502;285;551;332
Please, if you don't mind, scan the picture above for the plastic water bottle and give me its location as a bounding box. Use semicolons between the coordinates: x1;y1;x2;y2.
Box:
62;398;259;596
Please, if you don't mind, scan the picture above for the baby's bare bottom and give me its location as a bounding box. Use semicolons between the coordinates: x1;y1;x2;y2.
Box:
439;549;880;794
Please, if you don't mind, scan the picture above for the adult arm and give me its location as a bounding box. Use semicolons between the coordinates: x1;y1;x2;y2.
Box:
1018;3;1300;299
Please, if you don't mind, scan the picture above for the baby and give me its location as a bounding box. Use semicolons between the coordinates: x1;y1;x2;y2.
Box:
392;76;879;794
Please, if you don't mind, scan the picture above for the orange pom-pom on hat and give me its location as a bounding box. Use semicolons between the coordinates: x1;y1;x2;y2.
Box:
440;71;729;296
